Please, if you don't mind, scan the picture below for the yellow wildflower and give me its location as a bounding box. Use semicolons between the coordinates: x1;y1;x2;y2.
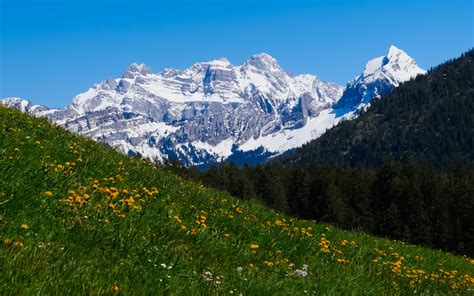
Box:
263;261;273;267
249;244;259;249
111;284;120;293
21;223;29;230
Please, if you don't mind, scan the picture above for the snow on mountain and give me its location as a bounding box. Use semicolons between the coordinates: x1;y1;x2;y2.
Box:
335;45;426;111
0;46;425;166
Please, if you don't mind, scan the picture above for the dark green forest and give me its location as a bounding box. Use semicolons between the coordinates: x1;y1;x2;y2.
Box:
165;49;474;256
166;160;473;256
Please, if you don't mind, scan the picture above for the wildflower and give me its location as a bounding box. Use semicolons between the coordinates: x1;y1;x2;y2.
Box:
236;266;243;272
223;233;230;237
3;239;13;245
14;241;24;247
122;189;129;194
202;271;222;285
336;258;351;264
44;191;53;197
111;284;120;293
108;203;115;210
35;140;41;145
21;223;29;230
14;147;20;152
293;269;308;278
263;261;273;267
249;244;259;249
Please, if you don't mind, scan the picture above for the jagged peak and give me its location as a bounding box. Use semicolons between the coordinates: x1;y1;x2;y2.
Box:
247;52;277;64
204;57;232;67
362;46;424;78
123;63;152;78
387;45;405;57
243;52;282;73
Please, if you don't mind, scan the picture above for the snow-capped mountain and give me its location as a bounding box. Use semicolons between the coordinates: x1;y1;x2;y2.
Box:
335;45;426;111
1;46;425;166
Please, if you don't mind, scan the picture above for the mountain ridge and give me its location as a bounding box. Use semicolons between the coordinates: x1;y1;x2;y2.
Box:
1;46;425;166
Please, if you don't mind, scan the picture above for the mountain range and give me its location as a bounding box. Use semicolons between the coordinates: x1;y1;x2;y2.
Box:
1;45;425;166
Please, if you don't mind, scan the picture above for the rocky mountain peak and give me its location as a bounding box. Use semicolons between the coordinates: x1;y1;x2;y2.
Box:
123;63;152;78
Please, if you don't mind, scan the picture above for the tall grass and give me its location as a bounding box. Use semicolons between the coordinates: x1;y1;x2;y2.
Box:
0;106;473;294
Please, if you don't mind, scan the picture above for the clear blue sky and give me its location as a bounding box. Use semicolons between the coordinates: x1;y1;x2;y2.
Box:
1;0;472;107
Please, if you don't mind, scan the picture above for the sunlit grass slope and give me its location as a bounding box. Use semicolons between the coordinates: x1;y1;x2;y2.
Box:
0;105;473;295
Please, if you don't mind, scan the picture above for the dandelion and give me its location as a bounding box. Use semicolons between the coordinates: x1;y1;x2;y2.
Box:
21;223;29;230
111;284;120;293
44;191;53;197
3;239;13;245
263;261;273;267
249;244;259;249
14;241;24;247
336;258;351;264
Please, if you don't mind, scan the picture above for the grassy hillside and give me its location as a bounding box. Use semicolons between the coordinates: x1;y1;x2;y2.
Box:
0;105;473;294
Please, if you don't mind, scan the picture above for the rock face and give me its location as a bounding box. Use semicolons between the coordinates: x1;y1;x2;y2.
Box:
1;47;425;166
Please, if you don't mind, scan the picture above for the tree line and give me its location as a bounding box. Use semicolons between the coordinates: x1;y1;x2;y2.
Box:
164;159;474;256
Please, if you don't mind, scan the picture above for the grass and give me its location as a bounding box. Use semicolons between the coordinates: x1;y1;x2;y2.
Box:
0;105;473;295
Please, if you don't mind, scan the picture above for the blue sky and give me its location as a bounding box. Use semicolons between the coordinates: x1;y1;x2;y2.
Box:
1;0;472;107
